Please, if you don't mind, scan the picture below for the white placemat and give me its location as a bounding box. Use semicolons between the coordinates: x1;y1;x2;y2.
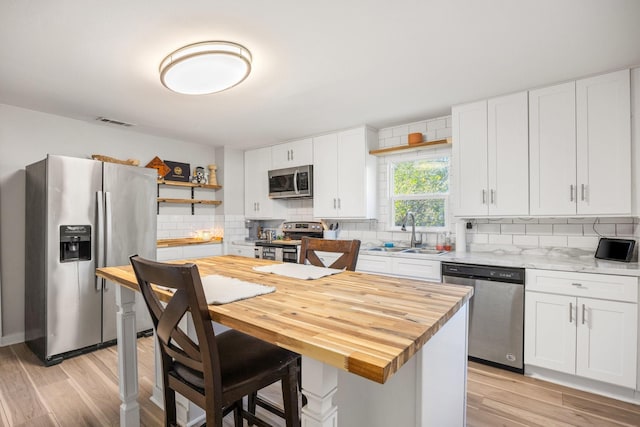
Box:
252;263;344;280
201;275;275;304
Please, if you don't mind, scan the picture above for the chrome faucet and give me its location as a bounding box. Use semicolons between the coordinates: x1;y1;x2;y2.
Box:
401;211;422;248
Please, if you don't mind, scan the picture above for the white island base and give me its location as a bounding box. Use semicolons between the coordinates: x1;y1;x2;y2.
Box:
303;302;469;427
118;281;469;427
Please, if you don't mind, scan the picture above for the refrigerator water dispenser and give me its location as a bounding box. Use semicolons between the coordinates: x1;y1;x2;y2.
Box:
60;225;91;262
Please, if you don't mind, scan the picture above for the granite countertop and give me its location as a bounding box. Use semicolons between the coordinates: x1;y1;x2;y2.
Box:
360;245;640;277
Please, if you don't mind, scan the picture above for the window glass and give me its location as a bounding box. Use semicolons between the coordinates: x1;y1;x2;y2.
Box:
390;156;449;229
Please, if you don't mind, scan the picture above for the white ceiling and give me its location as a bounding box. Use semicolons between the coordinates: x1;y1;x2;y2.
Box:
1;0;639;150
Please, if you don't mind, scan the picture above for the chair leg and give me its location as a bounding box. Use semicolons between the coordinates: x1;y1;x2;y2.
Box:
233;401;243;427
282;364;301;427
164;383;177;427
247;391;257;426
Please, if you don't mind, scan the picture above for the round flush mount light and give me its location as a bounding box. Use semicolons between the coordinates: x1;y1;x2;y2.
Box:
159;41;252;95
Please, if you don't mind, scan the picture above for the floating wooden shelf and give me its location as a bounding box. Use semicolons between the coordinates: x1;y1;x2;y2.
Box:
157;198;222;205
157;179;221;190
157;180;222;214
369;137;451;156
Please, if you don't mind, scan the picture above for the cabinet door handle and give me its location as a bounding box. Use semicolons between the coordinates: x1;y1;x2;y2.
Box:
338;198;341;209
482;189;486;204
257;202;260;211
582;304;586;325
290;149;294;161
569;302;573;323
490;189;495;204
287;150;290;161
333;198;336;209
570;185;574;202
571;282;582;287
581;184;585;201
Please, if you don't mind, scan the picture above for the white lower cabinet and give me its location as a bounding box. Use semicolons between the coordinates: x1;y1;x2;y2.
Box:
357;254;441;282
525;269;638;389
157;244;223;261
227;243;255;258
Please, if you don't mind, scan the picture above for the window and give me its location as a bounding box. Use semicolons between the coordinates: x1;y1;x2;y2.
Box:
390;155;450;230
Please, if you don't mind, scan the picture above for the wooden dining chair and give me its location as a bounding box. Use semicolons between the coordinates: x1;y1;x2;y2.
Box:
129;255;301;427
298;236;361;271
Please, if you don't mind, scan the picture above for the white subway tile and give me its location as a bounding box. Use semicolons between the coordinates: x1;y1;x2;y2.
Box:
600;217;633;224
445;116;452;128
379;128;392;139
436;128;452;139
392;125;409;137
512;218;538;224
427;119;446;131
408;122;427;134
514;235;539;246
567;236;599;249
489;234;513;245
383;136;402;148
584;223;615;236
469;234;489;244
540;236;568;247
525;224;552;235
477;223;501;234
567;218;596;224
553;224;583;235
501;224;525;234
616;224;635;236
539;218;566;224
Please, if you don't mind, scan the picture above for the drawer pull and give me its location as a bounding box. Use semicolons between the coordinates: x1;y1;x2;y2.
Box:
582;304;586;325
571;282;582;287
569;302;573;323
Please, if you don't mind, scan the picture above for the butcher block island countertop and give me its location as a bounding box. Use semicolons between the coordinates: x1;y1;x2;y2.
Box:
157;237;223;247
97;255;472;384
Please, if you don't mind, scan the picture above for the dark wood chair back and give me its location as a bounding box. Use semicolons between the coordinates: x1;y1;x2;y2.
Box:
130;255;300;427
299;237;361;271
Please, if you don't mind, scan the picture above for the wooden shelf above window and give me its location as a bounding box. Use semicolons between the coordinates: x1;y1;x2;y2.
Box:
369;137;451;156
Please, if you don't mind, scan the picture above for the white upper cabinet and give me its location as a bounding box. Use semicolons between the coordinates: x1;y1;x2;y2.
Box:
244;147;285;219
576;69;631;215
529;81;577;216
313;127;377;218
530;70;631;216
452;91;529;216
452;100;488;216
271;138;313;169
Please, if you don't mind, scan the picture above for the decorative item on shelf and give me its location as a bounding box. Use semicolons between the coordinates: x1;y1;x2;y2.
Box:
145;156;171;179
163;160;191;182
92;154;140;166
408;133;423;145
192;166;207;184
208;164;218;186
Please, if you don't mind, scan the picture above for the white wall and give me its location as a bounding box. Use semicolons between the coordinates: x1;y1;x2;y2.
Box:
0;104;218;343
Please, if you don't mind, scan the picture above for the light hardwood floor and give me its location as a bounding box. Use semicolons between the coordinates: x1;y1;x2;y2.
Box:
0;336;638;426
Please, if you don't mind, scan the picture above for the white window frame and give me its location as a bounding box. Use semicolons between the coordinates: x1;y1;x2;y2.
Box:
388;152;450;232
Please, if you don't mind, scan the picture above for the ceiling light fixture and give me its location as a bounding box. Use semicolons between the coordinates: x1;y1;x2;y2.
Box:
159;41;252;95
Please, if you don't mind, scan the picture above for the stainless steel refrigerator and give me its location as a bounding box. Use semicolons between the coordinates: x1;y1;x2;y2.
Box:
25;154;155;365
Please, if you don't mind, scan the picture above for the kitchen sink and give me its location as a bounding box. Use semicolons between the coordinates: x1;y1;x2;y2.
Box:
365;246;407;252
400;248;446;255
364;246;445;255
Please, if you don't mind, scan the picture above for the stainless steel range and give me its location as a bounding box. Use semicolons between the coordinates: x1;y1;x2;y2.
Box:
254;221;323;263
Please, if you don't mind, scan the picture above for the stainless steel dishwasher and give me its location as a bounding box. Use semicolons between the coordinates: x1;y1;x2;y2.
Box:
442;262;525;372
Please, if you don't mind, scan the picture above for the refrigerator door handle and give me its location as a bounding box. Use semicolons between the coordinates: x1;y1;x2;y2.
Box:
96;191;105;291
105;191;113;267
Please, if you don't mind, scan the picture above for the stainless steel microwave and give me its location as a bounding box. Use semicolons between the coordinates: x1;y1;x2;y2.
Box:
268;165;313;199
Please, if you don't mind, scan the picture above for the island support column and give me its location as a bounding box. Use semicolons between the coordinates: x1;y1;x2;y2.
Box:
301;357;339;426
116;285;140;427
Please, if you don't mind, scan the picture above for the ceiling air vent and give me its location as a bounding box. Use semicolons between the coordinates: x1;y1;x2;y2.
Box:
95;116;135;127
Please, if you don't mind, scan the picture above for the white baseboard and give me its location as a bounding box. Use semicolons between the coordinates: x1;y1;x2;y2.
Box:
0;331;25;347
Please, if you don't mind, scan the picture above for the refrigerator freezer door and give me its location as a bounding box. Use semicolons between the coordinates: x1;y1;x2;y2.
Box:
101;162;156;341
46;155;103;357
